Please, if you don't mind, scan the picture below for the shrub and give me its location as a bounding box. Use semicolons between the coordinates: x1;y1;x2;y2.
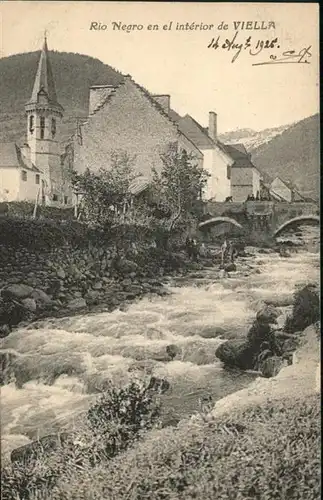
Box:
86;379;163;459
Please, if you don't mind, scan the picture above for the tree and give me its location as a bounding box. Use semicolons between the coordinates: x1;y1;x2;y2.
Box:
151;146;209;233
71;150;139;226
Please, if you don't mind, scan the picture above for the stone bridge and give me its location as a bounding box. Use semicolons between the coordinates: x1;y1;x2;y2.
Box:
198;201;319;239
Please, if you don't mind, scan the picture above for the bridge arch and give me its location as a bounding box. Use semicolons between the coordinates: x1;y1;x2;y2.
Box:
198;216;243;231
273;215;319;237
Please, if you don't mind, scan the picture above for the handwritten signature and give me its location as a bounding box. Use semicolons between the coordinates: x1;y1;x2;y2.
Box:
207;32;312;65
253;46;312;66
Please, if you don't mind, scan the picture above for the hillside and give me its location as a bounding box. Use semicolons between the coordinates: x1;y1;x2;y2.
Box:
218;123;292;151
250;114;320;200
0;51;124;144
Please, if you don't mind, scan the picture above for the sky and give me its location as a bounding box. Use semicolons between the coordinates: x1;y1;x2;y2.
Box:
0;1;319;133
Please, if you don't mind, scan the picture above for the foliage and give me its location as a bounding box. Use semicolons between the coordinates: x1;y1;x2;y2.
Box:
4;394;319;500
71;150;139;226
86;379;163;459
1;201;74;220
59;395;321;499
151;147;209;232
1;378;164;500
0;216;98;250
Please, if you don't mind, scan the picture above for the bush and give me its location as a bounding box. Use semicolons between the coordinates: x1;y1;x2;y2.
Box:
86;380;163;459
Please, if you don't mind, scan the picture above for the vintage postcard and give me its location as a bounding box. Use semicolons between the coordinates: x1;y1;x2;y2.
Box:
0;2;320;499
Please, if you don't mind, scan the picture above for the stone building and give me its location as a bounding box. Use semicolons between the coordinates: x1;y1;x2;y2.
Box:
0;38;71;205
71;78;203;182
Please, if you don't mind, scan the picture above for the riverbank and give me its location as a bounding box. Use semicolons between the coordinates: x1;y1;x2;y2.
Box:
2;325;320;500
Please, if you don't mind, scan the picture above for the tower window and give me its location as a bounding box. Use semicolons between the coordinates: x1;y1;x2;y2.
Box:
35;174;40;184
64;196;68;204
21;170;27;181
29;115;34;133
40;116;45;139
227;165;231;180
53;194;58;201
51;118;56;138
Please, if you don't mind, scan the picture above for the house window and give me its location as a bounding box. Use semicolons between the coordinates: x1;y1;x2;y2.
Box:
40;116;45;139
51;118;56;138
21;170;27;181
64;196;68;205
53;194;58;201
227;165;231;180
35;174;40;184
29;115;34;133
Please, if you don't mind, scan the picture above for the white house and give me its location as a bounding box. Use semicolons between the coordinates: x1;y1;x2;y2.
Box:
220;143;261;202
167;110;234;201
0;143;44;202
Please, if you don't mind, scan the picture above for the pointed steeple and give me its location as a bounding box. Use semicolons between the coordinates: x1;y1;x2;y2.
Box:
26;35;63;111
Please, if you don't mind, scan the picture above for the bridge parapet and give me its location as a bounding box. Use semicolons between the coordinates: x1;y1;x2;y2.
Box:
202;201;319;237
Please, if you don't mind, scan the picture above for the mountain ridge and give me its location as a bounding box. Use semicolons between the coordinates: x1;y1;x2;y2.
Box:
0;51;319;198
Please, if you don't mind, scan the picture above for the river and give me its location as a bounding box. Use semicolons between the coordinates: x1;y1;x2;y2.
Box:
0;224;319;462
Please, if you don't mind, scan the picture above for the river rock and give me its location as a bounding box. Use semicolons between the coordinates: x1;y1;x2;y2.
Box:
67;298;87;310
215;339;255;370
166;344;182;360
21;298;37;312
0;324;11;338
256;305;280;324
261;356;286;378
224;263;237;272
1;284;34;300
30;289;52;306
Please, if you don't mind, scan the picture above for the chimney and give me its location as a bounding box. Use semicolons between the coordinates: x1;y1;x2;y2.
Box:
89;85;117;115
153;95;171;114
208;111;217;141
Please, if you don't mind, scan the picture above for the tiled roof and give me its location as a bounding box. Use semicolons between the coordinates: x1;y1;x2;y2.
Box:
219;142;259;170
177;114;215;149
0;143;40;172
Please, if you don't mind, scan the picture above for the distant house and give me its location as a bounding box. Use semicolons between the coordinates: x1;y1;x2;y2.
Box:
170;111;234;201
219;143;261;202
72;79;203;186
0;143;44;202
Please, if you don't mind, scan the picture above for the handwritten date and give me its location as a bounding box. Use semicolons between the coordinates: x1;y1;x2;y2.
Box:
207;32;311;65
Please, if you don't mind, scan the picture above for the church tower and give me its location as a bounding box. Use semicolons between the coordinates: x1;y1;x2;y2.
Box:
25;36;64;204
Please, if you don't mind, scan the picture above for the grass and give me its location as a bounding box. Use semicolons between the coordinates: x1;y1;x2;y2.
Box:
2;392;320;500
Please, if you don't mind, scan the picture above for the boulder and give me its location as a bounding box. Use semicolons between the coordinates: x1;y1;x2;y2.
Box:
0;324;11;338
30;289;52;306
67;298;87;310
261;356;286;378
1;284;33;300
247;320;275;349
224;263;237;272
166;344;182;360
21;298;37;312
215;339;256;370
256;305;280;324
